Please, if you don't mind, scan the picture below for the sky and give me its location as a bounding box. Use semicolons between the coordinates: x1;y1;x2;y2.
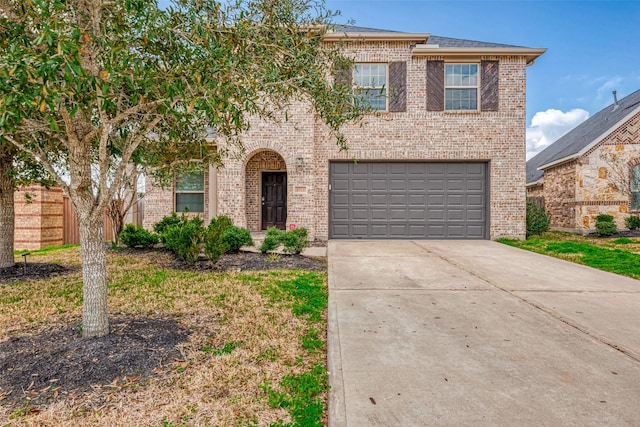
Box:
157;0;640;160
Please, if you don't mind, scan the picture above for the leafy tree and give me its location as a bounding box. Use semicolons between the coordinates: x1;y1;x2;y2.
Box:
0;0;363;337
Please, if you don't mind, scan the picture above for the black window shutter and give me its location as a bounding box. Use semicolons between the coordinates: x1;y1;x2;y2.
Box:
481;60;499;111
426;60;444;111
388;61;407;112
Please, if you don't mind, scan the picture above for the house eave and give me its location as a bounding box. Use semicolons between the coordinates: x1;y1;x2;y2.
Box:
323;32;430;43
411;46;547;65
537;155;579;171
526;179;544;188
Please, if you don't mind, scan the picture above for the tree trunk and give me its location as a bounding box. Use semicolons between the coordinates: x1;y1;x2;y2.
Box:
79;216;109;337
0;155;15;269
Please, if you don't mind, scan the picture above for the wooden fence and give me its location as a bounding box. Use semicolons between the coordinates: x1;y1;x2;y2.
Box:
62;197;115;245
527;197;545;209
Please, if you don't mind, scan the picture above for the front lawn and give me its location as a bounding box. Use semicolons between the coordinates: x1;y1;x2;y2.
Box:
0;247;328;426
498;231;640;280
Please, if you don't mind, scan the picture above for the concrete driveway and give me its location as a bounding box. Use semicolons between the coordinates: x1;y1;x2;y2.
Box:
328;240;640;426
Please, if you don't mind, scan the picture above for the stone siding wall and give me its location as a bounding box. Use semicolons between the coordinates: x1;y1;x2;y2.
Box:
145;40;531;240
574;111;640;230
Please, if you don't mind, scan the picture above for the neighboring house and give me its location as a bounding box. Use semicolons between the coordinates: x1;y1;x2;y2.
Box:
144;25;545;240
526;89;640;233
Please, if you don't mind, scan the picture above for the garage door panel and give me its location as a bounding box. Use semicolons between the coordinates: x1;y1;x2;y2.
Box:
409;194;425;205
390;179;407;191
389;194;407;205
467;179;484;191
333;178;349;191
389;224;407;237
353;163;369;174
409;209;426;220
329;162;487;239
352;208;369;220
371;194;387;205
371;179;388;191
371;224;389;237
371;209;388;220
351;224;369;236
467;208;484;221
352;194;368;206
390;209;407;220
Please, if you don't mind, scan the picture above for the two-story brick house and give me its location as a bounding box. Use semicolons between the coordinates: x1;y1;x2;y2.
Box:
144;25;545;240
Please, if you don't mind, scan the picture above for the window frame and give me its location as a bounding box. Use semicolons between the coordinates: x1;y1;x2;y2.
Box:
174;169;205;213
353;63;388;112
630;164;640;211
444;62;480;111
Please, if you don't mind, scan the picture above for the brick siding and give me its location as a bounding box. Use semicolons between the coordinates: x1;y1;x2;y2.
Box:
145;41;531;240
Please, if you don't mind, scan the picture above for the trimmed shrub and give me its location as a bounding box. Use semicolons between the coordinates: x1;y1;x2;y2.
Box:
281;227;309;255
224;225;254;253
119;224;159;248
595;214;617;236
153;212;181;243
526;200;550;238
625;215;640;230
204;215;253;262
204;216;232;263
259;227;283;254
163;215;205;263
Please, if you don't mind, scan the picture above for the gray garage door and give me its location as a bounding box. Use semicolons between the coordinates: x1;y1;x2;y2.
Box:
329;162;488;239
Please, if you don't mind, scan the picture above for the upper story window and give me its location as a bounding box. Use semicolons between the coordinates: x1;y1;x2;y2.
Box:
175;170;204;213
631;165;640;210
445;63;479;111
354;63;387;111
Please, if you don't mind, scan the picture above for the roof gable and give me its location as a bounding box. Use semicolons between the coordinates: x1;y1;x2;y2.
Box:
527;89;640;185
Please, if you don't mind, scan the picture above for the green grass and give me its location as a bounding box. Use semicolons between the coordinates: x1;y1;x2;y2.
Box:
14;244;80;255
261;364;328;427
498;232;640;280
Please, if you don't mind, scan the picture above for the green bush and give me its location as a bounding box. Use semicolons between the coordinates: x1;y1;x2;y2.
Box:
281;228;309;255
204;216;253;262
259;227;283;254
223;225;254;253
163;215;205;263
526;200;550;238
625;215;640;230
203;215;232;263
595;214;617;236
119;224;159;248
153;212;181;243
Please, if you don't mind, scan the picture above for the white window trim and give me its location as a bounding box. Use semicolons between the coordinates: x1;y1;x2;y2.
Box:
444;62;480;111
353;63;388;112
175;170;205;213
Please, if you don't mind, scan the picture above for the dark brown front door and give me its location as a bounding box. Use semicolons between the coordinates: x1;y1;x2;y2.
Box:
262;172;287;230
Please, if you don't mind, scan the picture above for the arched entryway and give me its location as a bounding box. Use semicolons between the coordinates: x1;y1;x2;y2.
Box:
245;150;287;231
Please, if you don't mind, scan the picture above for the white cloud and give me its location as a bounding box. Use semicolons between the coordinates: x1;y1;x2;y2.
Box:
526;108;589;160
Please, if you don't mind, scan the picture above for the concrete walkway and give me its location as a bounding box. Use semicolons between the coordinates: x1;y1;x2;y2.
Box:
328;240;640;426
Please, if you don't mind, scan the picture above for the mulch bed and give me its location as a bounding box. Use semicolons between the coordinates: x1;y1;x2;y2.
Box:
0;247;326;412
0;263;78;285
0;315;190;409
113;246;327;272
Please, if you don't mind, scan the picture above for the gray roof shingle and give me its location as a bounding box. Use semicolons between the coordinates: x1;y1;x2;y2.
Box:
331;26;527;49
426;35;524;49
332;24;399;33
526;89;640;185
